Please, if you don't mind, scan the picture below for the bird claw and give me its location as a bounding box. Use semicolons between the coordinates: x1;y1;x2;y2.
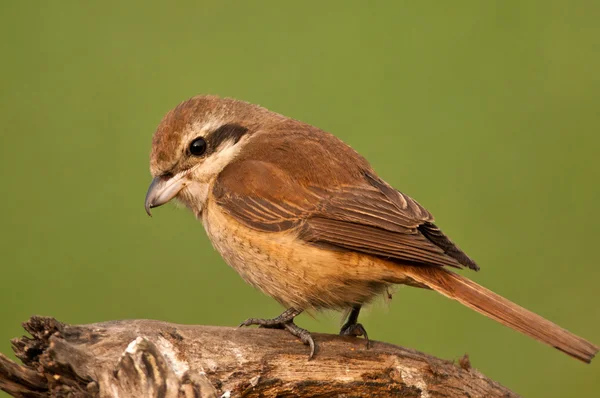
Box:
238;319;253;328
284;322;316;360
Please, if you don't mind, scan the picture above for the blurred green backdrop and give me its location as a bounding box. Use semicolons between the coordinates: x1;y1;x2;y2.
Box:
1;1;598;396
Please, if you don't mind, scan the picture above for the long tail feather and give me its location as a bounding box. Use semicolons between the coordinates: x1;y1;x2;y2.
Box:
396;266;598;363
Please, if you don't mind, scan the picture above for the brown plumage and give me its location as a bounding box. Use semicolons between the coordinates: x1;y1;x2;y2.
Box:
145;95;598;362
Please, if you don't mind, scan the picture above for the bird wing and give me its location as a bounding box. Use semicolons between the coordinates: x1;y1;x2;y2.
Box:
213;159;478;270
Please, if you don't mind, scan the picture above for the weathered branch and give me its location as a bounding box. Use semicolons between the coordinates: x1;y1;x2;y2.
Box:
0;316;517;397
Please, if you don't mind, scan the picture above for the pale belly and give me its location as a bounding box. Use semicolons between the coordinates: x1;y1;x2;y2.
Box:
201;200;408;310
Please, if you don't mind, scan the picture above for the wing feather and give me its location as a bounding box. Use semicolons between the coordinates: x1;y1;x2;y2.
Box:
214;160;477;270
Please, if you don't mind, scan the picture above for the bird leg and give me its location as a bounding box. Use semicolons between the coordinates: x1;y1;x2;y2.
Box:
239;307;316;359
340;305;370;348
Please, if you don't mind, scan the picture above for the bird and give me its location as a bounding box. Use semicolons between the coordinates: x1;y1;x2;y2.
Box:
145;95;598;362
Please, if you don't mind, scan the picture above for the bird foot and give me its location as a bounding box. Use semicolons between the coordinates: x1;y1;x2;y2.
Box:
238;307;301;328
238;308;316;359
340;322;370;348
238;317;285;329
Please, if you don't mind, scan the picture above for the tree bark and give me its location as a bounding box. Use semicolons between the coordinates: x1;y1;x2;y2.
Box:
0;316;517;397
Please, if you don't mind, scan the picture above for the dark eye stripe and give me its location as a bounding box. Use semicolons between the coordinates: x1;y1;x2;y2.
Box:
208;124;249;152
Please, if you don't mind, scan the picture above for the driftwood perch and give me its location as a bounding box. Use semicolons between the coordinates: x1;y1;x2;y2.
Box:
0;316;516;397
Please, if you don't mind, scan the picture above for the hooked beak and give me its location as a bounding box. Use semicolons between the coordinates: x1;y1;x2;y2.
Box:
144;174;187;216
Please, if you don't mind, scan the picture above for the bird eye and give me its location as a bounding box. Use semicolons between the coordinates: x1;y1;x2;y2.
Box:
189;137;207;156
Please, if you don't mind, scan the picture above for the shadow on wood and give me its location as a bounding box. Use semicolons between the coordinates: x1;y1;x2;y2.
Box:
0;316;517;397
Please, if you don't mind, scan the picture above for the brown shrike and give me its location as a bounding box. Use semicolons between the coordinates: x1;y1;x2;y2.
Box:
145;95;598;362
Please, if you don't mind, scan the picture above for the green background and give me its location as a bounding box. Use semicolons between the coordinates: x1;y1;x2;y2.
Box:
1;1;598;396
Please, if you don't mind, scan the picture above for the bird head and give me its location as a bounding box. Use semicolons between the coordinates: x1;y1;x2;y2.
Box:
144;95;277;217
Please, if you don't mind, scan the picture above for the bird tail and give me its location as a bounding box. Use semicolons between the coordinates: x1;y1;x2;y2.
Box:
394;266;598;363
